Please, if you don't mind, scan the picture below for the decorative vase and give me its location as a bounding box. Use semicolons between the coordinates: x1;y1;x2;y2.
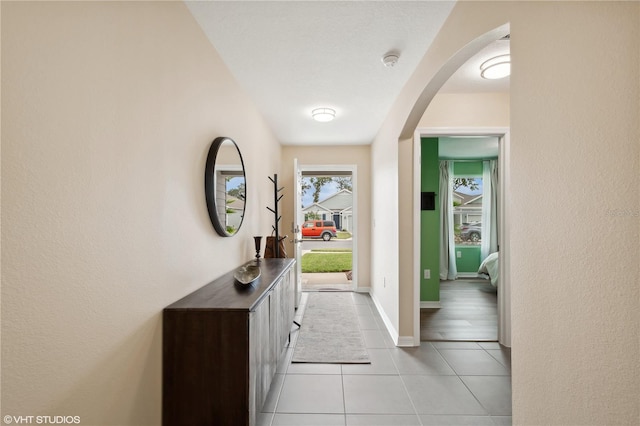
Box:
253;236;262;263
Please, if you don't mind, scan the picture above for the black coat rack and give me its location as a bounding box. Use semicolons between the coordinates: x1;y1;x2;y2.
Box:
267;174;284;258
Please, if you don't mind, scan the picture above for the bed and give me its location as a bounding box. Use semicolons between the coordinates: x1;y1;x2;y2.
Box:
478;252;499;287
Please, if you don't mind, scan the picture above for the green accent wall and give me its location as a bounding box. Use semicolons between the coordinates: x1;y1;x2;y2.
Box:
453;161;483;176
455;245;482;273
420;138;439;301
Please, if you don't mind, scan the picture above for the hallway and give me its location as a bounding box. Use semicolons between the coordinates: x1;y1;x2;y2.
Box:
259;292;511;425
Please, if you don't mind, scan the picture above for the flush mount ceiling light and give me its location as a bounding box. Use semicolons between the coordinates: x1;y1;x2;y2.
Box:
311;108;336;122
381;53;400;67
480;54;511;79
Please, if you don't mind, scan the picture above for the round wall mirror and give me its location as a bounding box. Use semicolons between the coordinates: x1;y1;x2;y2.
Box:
204;137;246;237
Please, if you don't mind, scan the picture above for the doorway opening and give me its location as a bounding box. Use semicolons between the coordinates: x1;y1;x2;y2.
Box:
293;164;357;293
419;137;500;341
413;130;510;345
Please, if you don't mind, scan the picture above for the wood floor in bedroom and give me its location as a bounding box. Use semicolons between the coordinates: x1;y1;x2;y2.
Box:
421;279;498;341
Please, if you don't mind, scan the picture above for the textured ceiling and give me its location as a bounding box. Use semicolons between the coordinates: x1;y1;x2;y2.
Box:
187;1;508;146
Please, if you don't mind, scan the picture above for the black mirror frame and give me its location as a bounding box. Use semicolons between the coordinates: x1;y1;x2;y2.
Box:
204;137;246;237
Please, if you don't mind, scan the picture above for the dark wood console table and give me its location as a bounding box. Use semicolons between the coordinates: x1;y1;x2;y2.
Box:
163;258;296;426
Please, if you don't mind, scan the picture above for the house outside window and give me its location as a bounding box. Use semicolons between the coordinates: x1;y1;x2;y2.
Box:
453;176;482;246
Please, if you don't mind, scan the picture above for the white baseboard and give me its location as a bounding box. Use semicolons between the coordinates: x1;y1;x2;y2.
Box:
397;336;418;347
369;292;420;347
456;273;480;278
420;301;441;309
355;286;371;293
369;293;399;345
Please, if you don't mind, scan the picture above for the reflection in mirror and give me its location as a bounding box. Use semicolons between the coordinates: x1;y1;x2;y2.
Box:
205;137;246;237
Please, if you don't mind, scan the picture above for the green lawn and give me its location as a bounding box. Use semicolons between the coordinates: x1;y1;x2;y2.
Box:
301;252;352;273
336;231;352;239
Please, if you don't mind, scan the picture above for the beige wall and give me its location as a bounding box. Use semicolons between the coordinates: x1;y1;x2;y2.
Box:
509;3;638;423
280;146;371;289
418;92;510;129
370;125;401;340
374;1;639;424
397;137;414;342
2;2;281;424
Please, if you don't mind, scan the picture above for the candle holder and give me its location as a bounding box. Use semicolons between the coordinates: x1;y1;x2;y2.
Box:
253;236;262;263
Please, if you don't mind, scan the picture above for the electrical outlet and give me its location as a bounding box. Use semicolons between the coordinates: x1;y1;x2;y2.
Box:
424;269;430;279
457;251;462;258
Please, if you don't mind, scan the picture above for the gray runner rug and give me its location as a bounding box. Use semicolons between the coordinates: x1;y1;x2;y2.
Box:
292;292;370;364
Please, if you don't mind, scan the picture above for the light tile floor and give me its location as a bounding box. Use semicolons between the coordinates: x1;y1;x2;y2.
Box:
259;292;512;426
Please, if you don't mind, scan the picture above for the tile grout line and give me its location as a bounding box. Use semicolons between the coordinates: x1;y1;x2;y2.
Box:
433;345;496;418
386;344;425;426
340;364;347;426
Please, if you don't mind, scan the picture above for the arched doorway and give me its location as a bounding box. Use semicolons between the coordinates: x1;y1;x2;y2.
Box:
399;24;512;347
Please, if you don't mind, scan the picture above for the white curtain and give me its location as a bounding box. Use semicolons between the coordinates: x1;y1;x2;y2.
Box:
439;161;457;280
481;160;499;260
